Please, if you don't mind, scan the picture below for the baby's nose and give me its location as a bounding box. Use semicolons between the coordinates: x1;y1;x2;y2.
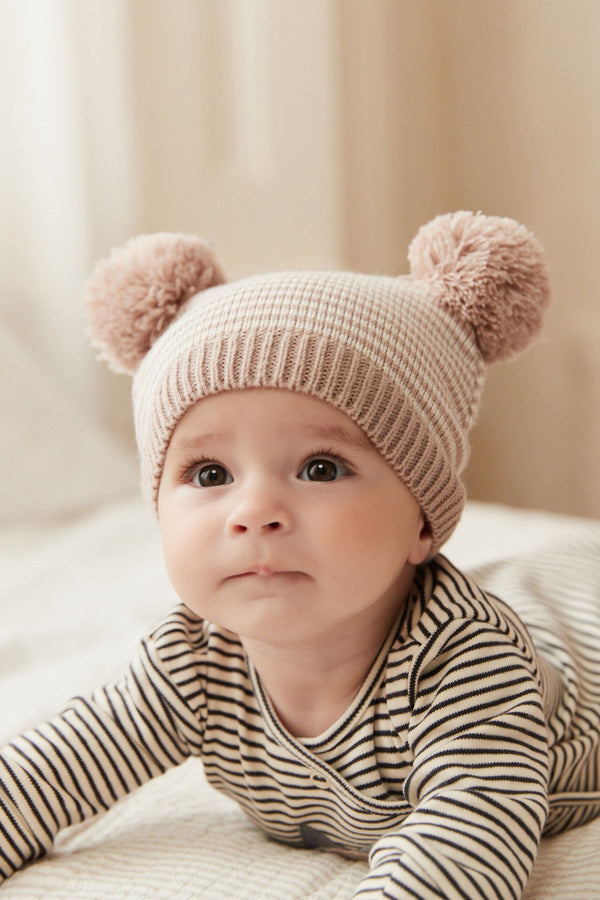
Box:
230;519;284;535
226;487;292;536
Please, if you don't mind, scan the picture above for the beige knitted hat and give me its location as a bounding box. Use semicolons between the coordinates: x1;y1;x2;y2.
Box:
85;211;551;554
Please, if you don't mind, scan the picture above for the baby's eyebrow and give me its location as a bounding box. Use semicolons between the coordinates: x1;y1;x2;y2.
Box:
177;432;228;451
173;423;374;453
289;423;374;453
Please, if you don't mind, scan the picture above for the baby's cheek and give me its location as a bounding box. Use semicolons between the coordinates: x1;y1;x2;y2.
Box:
161;530;193;594
340;503;393;548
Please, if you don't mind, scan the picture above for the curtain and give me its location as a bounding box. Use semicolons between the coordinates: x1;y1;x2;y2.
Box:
2;0;599;520
0;0;137;436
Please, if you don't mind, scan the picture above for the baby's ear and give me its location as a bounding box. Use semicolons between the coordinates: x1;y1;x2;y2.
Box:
85;233;226;374
409;514;434;565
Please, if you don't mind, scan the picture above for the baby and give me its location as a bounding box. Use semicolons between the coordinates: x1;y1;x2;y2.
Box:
2;211;600;899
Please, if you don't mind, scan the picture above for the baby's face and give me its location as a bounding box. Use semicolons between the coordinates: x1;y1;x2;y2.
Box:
157;389;432;650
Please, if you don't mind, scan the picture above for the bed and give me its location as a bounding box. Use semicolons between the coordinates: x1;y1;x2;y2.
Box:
2;324;600;898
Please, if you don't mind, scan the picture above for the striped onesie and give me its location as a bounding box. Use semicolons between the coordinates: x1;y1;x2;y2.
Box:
1;547;600;899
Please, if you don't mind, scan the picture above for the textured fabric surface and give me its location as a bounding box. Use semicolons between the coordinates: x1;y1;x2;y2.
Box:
1;499;600;898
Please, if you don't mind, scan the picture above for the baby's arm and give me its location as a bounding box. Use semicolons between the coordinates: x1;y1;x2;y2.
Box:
354;618;549;900
0;609;204;882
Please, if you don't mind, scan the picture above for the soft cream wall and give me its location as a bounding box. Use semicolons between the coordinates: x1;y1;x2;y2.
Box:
21;0;592;518
339;0;600;519
128;0;345;278
438;0;600;518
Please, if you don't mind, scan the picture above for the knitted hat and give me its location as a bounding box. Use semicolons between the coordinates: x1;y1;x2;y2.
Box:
85;211;551;554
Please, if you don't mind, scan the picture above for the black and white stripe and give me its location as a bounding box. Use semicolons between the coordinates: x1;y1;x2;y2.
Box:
1;540;600;899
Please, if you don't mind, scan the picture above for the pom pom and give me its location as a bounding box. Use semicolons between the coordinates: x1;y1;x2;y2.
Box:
85;233;226;373
408;211;551;363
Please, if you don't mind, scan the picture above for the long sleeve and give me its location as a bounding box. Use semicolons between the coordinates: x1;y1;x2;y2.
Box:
353;615;550;900
0;608;207;883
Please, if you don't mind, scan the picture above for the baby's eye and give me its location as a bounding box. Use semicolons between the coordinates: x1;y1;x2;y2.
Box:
299;457;348;482
190;463;232;487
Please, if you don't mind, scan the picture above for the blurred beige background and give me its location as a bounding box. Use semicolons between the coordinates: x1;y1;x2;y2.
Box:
2;0;599;522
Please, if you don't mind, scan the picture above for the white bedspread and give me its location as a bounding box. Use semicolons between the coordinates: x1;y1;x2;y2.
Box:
2;497;600;898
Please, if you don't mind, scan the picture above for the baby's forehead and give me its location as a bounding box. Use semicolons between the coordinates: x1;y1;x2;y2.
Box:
170;388;375;453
